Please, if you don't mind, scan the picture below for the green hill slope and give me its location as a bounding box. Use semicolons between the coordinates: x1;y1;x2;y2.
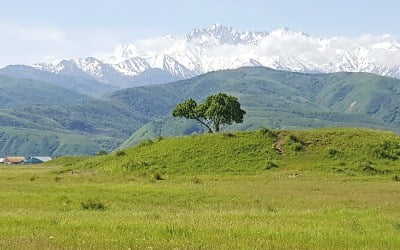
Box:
57;128;400;176
116;67;400;148
0;126;121;157
0;75;91;108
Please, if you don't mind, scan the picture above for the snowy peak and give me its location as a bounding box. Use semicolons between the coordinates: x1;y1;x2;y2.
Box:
186;23;268;46
112;57;151;76
27;24;400;89
146;54;194;78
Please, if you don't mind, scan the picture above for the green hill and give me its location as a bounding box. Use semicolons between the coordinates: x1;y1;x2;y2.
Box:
0;76;146;156
117;67;400;148
5;127;400;249
0;75;91;108
0;126;121;157
57;128;400;176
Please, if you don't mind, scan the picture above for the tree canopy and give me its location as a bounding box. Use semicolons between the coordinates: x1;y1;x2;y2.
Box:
172;93;246;133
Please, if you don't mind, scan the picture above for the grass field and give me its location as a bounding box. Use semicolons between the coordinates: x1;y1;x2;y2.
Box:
1;128;400;249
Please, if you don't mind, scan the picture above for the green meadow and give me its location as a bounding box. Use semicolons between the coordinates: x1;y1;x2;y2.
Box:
1;128;400;249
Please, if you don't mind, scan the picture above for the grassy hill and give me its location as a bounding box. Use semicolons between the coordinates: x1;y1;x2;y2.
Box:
2;128;400;249
0;126;121;157
57;128;400;176
0;75;91;108
0;65;118;97
0;75;148;155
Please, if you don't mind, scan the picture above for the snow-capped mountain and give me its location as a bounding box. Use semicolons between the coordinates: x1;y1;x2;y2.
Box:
30;24;400;88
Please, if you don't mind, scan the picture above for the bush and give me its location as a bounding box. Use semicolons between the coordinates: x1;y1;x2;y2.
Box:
54;176;62;182
359;162;382;174
266;161;279;169
29;175;38;182
96;150;107;156
191;176;203;184
326;148;339;157
115;150;126;156
291;143;303;152
153;173;164;180
260;127;276;138
374;140;400;160
288;134;300;143
393;175;400;181
122;160;150;171
81;199;106;210
139;139;154;147
222;132;235;138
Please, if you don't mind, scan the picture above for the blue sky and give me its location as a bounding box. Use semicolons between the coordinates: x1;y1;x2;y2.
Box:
1;0;399;66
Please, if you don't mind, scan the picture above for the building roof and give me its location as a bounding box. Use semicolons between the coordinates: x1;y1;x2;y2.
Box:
5;156;26;163
31;156;52;162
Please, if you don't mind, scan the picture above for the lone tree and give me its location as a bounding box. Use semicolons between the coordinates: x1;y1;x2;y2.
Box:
172;93;246;133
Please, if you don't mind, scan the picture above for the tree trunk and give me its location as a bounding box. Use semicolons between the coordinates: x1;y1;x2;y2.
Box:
196;118;213;133
215;123;220;132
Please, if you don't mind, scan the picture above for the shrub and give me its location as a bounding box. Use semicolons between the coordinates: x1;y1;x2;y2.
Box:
122;160;150;171
115;150;126;156
191;176;203;184
139;139;154;147
96;150;107;156
222;132;235;138
54;176;62;182
326;148;339;157
359;163;382;174
373;140;400;160
393;175;400;181
266;161;279;169
156;136;164;142
393;222;400;231
29;175;38;182
291;143;303;152
260;127;276;138
81;199;106;210
288;134;300;143
153;173;164;180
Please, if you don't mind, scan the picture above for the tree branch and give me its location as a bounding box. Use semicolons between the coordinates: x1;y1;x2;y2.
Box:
195;118;213;133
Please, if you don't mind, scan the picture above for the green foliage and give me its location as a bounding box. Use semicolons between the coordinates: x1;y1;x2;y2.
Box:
172;93;246;133
259;127;276;138
138;139;154;147
81;199;106;210
374;140;400;160
326;148;340;157
115;150;126;156
191;176;203;184
96;150;108;156
288;134;301;143
153;173;164;180
266;161;279;169
291;143;304;152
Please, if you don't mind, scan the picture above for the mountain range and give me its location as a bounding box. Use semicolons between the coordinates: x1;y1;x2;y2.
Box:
2;23;396;91
1;66;399;156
